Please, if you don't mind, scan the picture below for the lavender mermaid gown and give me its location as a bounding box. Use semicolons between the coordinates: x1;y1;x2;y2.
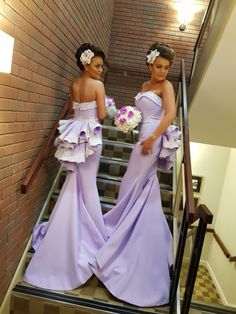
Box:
90;91;180;307
24;101;108;290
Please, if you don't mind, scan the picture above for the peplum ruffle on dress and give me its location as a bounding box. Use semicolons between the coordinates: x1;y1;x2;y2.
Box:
90;91;180;307
24;101;108;290
54;117;102;170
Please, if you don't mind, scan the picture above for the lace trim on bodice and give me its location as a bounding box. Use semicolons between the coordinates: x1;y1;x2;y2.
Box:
73;101;97;110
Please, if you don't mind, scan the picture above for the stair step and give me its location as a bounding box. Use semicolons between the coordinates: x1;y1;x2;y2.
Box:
99;195;116;205
103;139;135;149
100;155;173;174
100;195;172;216
102;125;139;144
11;283;168;314
97;172;123;182
49;193;172;217
101;202;113;213
97;175;172;193
102;124;139;135
102;139;134;160
59;157;173;177
100;155;129;165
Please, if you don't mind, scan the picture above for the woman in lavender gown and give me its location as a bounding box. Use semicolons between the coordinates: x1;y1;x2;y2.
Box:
24;43;108;290
90;42;180;307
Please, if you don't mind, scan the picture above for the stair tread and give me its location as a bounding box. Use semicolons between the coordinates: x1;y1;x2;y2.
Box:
100;155;129;164
97;172;123;181
100;156;173;174
60;156;173;175
12;283;169;313
97;176;172;193
100;196;172;213
102;124;139;135
99;195;116;204
103;138;135;148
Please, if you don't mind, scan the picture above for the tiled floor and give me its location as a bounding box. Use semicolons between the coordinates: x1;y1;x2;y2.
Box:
180;262;222;305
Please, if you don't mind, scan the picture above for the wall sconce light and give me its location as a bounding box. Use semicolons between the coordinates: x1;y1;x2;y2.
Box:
0;30;14;73
174;0;199;31
179;23;186;31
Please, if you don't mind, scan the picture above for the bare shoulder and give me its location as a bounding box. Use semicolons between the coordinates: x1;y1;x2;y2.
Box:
88;78;104;89
161;80;175;102
71;79;80;93
72;78;80;86
142;81;150;89
162;79;174;91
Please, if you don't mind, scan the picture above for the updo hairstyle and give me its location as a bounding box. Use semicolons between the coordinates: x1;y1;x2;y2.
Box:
146;42;175;66
75;43;105;71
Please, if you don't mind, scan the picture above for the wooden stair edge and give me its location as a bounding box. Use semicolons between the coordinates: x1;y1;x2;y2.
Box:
11;284;168;314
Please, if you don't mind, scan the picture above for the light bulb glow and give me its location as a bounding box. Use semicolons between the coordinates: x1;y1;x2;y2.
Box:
174;0;201;24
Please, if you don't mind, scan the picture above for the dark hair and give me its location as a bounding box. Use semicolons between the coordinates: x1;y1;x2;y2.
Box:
75;43;106;71
146;42;175;66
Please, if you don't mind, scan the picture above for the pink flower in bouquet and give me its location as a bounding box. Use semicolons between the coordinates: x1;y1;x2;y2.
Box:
106;96;115;107
119;118;126;125
114;105;142;133
120;107;127;114
115;112;120;119
105;96;118;118
128;111;134;118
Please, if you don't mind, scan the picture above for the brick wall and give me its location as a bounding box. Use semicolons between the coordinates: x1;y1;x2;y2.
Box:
105;0;210;107
0;0;114;304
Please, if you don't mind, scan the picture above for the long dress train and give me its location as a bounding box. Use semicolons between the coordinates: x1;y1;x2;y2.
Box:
90;91;180;307
24;101;108;290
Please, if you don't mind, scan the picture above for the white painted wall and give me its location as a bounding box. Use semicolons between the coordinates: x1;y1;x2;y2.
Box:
190;142;236;307
190;142;230;226
207;148;236;307
215;148;236;256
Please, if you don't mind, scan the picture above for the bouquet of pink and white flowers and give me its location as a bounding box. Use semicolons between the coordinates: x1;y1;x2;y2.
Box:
114;106;142;133
105;96;118;119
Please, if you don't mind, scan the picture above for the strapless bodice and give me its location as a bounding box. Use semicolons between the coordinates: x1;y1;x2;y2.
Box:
134;91;164;122
73;101;98;120
134;90;180;170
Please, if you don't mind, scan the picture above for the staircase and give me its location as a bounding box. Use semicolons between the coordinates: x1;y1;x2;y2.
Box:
9;120;174;314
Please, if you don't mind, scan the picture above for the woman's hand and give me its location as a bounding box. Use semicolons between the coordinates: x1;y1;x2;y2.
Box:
141;135;156;155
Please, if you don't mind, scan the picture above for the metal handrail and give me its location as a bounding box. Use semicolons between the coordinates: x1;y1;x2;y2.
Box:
189;0;216;80
169;59;213;314
181;59;195;224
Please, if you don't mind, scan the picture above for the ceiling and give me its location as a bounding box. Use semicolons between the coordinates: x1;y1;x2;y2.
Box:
188;1;236;148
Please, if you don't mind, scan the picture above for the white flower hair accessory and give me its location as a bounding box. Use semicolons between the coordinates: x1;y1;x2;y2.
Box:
146;49;160;64
80;49;95;65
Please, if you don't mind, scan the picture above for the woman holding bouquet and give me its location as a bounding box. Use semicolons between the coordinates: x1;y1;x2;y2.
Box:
24;43;108;290
90;42;179;306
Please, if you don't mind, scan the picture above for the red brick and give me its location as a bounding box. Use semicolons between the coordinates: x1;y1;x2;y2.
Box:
1;184;16;199
0;0;116;303
0;156;12;169
0;111;17;122
0;176;12;190
0;14;14;36
0;123;8;134
0;86;18;100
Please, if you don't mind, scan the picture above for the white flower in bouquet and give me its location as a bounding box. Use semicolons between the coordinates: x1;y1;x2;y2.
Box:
114;106;142;133
105;96;118;119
